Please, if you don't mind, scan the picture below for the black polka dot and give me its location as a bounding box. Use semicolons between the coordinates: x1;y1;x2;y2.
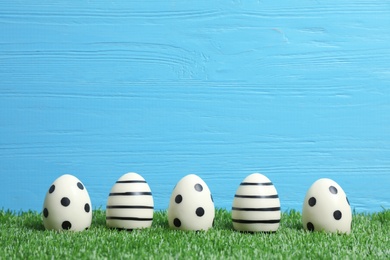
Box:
329;186;338;194
43;208;49;218
211;194;214;202
194;183;203;192
175;195;182;204
346;197;350;205
308;197;316;207
84;203;90;213
62;221;72;230
173;218;181;227
196;207;205;217
333;210;342;220
61;197;71;207
77;182;84;190
307;222;314;231
49;185;55;194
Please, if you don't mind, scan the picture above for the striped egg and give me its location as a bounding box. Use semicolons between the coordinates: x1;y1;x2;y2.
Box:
232;173;281;232
106;172;154;230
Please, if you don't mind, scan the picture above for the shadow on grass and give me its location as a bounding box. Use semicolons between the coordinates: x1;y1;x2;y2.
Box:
214;208;235;231
20;210;46;231
281;209;304;231
371;208;390;225
152;210;170;229
92;208;107;228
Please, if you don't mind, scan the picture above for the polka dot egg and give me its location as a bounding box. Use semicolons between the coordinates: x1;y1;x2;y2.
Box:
42;174;92;231
232;173;281;232
168;174;215;231
106;172;154;230
302;178;352;234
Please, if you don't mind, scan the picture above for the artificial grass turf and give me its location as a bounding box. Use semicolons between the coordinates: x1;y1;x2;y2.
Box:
0;209;389;259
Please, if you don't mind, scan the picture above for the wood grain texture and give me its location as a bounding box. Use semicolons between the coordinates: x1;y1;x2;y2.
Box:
1;1;389;212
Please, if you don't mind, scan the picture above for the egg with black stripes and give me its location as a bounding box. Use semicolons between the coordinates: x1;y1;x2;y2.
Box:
232;173;281;232
106;172;154;230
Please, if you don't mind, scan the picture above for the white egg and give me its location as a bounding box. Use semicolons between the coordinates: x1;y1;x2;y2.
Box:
232;173;281;232
168;174;215;231
106;172;154;230
302;178;352;234
42;174;92;231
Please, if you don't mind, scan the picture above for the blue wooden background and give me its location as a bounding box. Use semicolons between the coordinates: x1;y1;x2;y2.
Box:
1;1;389;213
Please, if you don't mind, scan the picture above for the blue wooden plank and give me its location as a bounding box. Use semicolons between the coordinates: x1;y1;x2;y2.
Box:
0;1;389;213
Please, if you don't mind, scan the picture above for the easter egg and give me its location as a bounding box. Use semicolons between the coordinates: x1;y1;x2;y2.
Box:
168;174;215;231
232;173;281;232
106;172;154;230
42;174;92;231
302;178;352;234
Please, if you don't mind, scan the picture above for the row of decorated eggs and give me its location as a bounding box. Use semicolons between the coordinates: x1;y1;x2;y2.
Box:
42;173;352;234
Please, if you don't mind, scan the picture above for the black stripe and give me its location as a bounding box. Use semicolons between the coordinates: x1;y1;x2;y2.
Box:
234;194;279;199
116;180;146;184
106;216;153;221
109;192;152;196
232;219;280;224
240;182;273;186
232;207;280;212
106;205;154;209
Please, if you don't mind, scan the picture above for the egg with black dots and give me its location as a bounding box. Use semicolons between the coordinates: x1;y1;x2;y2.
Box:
106;172;154;230
232;173;281;232
42;174;92;231
168;174;215;231
302;178;352;234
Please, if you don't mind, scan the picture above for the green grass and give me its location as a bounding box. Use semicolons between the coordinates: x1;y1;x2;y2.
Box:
1;209;389;259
